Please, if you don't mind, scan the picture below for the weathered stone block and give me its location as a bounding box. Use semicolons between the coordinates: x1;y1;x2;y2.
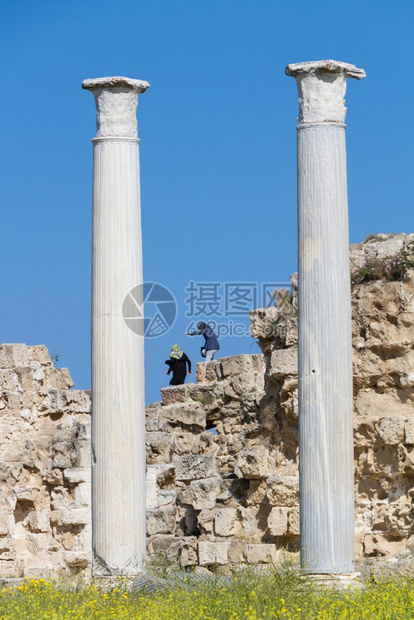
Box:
63;468;91;484
197;509;215;535
227;540;247;564
267;507;288;536
157;490;176;507
214;508;237;537
161;386;188;405
266;476;299;507
246;543;277;564
190;477;221;510
64;552;90;567
27;510;51;533
59;508;90;526
221;355;253;378
174;455;217;481
159;406;206;432
198;541;229;565
405;419;414;444
235;446;268;479
146;432;171;463
377;417;405;445
146;508;177;536
288;507;300;535
145;408;159;432
269;348;297;378
74;483;91;507
196;363;206;383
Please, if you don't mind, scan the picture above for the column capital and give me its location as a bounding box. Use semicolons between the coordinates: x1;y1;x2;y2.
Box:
285;60;365;126
82;76;150;138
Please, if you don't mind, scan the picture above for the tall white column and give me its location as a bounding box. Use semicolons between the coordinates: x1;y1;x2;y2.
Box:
82;76;150;575
286;61;365;574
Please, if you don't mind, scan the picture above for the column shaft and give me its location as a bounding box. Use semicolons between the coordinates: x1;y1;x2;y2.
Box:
298;124;353;573
92;138;145;574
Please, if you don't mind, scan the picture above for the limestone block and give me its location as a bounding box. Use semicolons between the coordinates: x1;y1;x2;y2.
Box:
246;544;277;564
179;539;198;566
190;477;221;509
146;432;171;463
63;468;91;484
251;355;265;373
2;344;31;367
0;537;16;560
266;476;299;507
159;406;206;432
288;507;300;535
235;446;268;479
363;533;407;557
214;508;238;537
161;386;188;405
62;390;91;414
267;507;288;536
171;432;201;455
30;345;52;366
74;439;91;468
52;442;76;469
59;508;90;526
405;419;414;444
205;361;223;381
401;374;414;388
269;348;298;379
196;363;206;383
157;490;176;507
64;552;90;567
227;540;247;564
146;507;177;536
197;509;215;535
364;236;404;260
0;512;13;536
74;483;91;507
231;372;258;396
198;541;229;565
174;455;217;481
356;390;413;418
145;409;159;432
148;534;179;555
0;370;21;392
27;510;51;533
221;355;253;378
377;417;405;445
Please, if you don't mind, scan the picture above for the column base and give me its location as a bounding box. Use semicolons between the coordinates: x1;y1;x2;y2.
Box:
305;572;363;590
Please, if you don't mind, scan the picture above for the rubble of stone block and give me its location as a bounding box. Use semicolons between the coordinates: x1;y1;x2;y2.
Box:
0;233;413;577
0;344;92;578
145;233;414;568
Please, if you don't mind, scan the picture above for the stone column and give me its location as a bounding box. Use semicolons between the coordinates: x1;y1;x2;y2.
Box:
285;61;365;574
82;76;150;575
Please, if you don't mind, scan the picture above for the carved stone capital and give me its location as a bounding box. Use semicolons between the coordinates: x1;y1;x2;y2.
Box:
82;76;150;138
285;60;365;126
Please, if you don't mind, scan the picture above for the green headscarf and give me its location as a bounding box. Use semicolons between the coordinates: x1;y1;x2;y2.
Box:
170;344;183;359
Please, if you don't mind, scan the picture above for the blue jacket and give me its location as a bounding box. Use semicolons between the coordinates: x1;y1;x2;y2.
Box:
197;326;219;351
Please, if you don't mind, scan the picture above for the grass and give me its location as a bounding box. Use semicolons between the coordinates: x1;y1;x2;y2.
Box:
3;568;414;619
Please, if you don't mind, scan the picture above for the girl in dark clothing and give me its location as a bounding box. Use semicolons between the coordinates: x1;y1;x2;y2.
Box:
165;344;192;385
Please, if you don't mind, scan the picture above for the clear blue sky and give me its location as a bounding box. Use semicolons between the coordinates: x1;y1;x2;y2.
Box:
1;0;412;404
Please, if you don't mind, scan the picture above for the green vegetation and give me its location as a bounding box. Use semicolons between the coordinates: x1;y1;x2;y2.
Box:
351;247;414;285
196;392;215;405
3;569;414;619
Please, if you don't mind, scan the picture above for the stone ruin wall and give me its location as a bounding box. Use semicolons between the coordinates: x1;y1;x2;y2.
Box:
0;234;413;578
